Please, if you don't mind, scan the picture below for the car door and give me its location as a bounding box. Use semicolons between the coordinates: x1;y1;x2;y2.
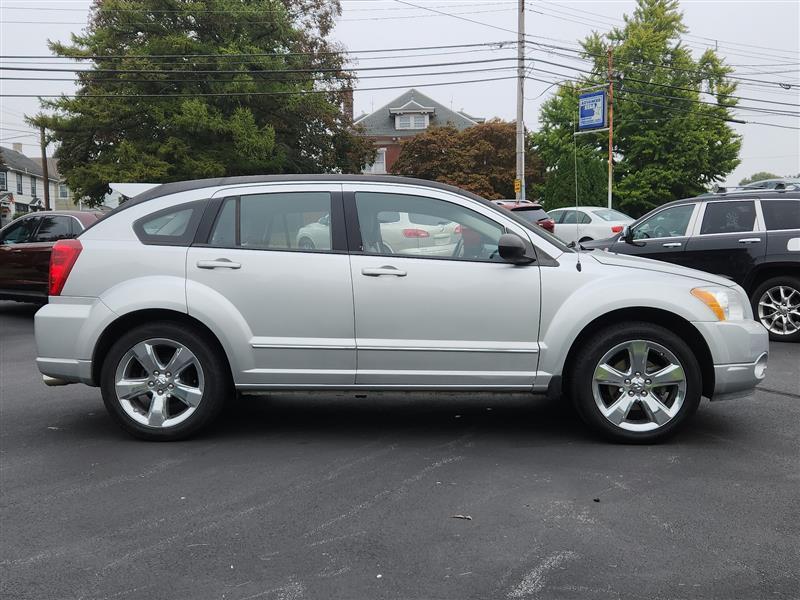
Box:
682;199;765;285
186;184;356;387
25;215;78;292
345;184;541;388
610;203;699;266
0;215;41;295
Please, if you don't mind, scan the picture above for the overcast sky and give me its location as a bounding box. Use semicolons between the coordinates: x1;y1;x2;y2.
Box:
1;0;798;188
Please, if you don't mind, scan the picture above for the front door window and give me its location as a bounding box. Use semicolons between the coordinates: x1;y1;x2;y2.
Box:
632;204;695;240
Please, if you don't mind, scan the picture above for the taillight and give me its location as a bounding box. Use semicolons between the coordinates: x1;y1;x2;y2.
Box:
611;225;624;233
49;239;82;296
539;219;555;233
402;228;430;238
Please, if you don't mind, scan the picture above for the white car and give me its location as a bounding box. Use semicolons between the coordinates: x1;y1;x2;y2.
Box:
548;206;634;245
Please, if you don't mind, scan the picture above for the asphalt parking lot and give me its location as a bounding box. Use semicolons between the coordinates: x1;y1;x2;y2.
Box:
1;301;798;600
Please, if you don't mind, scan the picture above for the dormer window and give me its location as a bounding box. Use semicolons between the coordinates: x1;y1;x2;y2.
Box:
395;114;429;130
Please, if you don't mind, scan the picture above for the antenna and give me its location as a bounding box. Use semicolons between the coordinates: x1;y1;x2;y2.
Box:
573;122;582;272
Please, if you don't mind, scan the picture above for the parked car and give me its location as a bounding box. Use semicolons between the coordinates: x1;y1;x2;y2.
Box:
0;210;103;303
494;201;555;233
742;178;800;191
296;210;461;256
547;206;634;245
582;190;800;342
35;175;767;443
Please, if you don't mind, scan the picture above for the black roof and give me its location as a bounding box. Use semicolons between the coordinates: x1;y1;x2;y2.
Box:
120;174;489;210
654;188;800;211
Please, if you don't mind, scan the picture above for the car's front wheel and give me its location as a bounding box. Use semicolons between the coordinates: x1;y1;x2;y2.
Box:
751;276;800;342
100;321;231;441
570;322;702;443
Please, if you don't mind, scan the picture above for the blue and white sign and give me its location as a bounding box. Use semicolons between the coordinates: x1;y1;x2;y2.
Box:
578;90;607;130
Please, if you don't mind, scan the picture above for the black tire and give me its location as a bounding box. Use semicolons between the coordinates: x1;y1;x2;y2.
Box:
569;322;702;443
100;321;232;441
750;276;800;343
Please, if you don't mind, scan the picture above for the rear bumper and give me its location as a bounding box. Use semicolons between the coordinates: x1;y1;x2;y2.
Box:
35;296;115;386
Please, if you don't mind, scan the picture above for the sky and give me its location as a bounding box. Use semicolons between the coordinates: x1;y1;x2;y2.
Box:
1;0;798;189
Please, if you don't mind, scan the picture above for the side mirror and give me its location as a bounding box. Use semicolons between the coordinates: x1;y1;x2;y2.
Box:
498;233;536;265
621;224;633;244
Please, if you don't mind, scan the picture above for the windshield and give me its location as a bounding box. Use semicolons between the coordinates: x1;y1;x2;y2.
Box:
591;208;631;222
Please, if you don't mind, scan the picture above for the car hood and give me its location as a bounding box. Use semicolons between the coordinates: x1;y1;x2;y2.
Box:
589;251;737;287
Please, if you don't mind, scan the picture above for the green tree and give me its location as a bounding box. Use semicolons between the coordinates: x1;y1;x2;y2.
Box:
390;120;543;199
532;0;741;217
739;171;780;186
34;0;373;206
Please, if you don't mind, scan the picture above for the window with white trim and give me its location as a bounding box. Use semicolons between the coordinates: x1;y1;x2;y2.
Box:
0;171;7;191
59;183;69;199
363;148;387;175
30;176;37;197
16;173;23;194
395;114;428;130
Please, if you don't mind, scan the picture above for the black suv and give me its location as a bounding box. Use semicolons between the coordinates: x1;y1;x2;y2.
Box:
583;190;800;342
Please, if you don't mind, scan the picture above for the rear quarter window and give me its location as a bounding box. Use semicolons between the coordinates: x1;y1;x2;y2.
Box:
761;200;800;231
133;201;206;246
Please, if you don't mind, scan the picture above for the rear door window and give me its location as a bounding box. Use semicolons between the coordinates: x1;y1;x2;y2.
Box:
209;192;333;252
761;200;800;231
31;215;75;242
700;201;756;235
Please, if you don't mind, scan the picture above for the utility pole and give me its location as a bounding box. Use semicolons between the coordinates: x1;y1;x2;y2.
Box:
606;47;614;210
39;124;51;211
515;0;525;202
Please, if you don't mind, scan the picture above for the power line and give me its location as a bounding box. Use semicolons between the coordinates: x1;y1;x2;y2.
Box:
0;74;518;98
0;41;516;61
0;56;519;75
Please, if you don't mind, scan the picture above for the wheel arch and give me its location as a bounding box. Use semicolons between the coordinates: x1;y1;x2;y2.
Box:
560;307;715;399
745;262;800;295
91;308;232;386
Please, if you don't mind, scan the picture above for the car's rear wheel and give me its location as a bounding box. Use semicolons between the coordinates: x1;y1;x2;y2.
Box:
100;321;231;441
750;276;800;342
570;322;702;443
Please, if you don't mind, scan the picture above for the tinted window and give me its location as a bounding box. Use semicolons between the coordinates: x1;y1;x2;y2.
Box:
355;192;504;261
0;217;38;244
134;202;204;246
32;216;74;242
561;211;578;224
632;204;695;240
209;192;332;251
549;210;566;224
511;207;549;224
761;200;800;231
700;201;756;235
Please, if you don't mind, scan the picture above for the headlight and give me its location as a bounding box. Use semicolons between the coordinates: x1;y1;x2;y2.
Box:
691;287;746;321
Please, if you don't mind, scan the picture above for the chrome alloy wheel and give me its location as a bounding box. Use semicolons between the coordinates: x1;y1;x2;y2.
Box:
758;285;800;336
114;338;205;428
592;340;687;432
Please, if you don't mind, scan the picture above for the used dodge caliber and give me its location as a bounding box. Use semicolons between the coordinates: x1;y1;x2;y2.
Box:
35;176;769;442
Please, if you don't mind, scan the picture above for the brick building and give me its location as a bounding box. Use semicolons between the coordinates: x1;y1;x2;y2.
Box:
354;89;484;174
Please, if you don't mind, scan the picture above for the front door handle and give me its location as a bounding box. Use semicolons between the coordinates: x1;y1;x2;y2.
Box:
197;259;241;270
361;266;407;277
662;242;682;248
738;238;761;244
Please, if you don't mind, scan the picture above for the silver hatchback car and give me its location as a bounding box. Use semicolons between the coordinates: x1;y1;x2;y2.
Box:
35;176;769;442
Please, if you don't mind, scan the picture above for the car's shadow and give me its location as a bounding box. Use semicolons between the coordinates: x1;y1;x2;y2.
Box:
0;300;40;319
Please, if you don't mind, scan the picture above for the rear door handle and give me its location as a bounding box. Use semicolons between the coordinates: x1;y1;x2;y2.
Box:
738;238;761;244
662;242;682;248
197;259;241;269
361;266;407;277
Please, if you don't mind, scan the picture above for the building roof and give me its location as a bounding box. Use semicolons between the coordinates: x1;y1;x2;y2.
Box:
354;88;483;138
32;157;61;179
0;146;45;177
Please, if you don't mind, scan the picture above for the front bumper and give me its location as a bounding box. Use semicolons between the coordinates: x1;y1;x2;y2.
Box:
693;319;770;401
